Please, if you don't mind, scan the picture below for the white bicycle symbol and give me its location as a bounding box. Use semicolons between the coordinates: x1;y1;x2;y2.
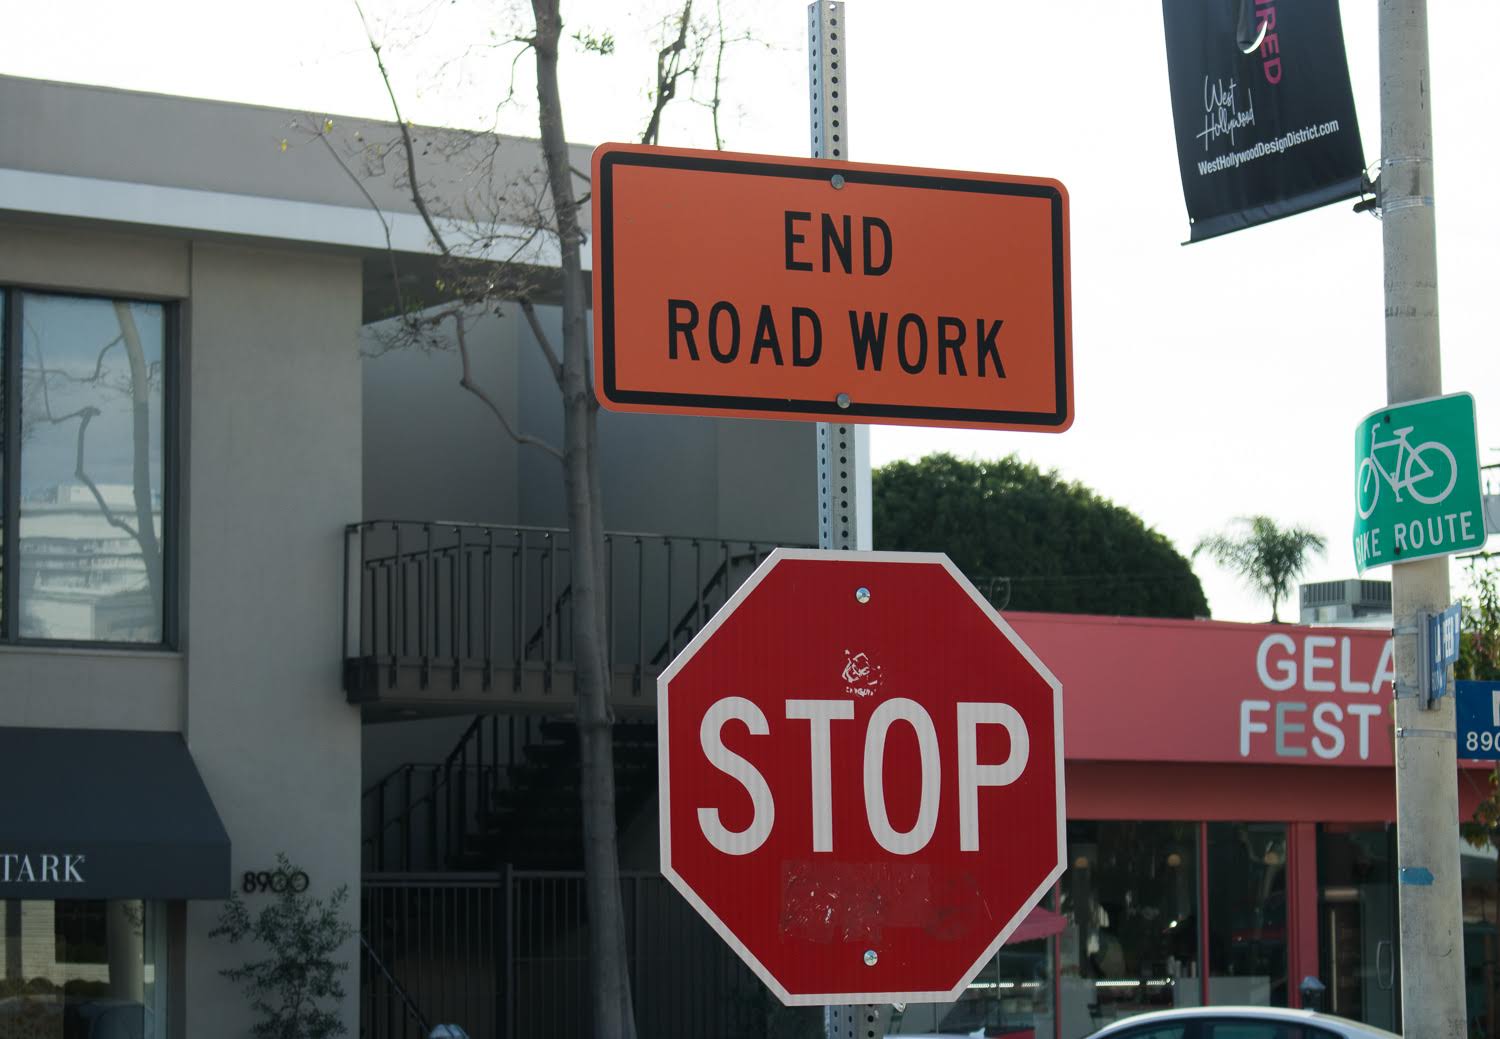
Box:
1356;422;1457;520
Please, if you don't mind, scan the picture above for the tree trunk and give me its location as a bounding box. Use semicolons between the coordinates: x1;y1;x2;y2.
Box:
112;302;164;629
531;4;637;1037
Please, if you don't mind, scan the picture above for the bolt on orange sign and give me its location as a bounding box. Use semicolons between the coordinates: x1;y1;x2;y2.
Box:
592;144;1072;432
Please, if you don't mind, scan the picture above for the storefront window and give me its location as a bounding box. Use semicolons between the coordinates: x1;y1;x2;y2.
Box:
1059;821;1201;1038
1207;822;1288;1007
1462;840;1498;1039
890;935;1053;1036
0;899;167;1038
1318;824;1398;1031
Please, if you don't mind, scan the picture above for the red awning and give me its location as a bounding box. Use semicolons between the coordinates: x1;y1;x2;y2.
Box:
1009;904;1066;944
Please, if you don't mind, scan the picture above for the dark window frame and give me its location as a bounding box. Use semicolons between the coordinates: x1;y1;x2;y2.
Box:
0;285;179;650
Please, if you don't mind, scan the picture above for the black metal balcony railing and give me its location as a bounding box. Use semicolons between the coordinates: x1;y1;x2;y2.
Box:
343;520;785;706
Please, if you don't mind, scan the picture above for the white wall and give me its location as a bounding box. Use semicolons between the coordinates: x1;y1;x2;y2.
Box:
0;219;366;1037
0;222;191;732
365;302;818;544
180;241;363;1039
362;309;522;525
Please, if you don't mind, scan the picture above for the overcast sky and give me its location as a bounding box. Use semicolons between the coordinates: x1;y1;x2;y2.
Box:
6;0;1495;622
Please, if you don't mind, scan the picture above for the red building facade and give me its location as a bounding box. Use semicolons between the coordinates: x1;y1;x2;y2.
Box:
890;613;1492;1038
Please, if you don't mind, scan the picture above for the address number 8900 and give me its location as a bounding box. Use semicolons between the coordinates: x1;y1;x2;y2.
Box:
242;870;310;894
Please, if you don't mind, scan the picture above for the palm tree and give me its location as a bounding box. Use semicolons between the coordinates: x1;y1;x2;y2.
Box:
1193;516;1327;622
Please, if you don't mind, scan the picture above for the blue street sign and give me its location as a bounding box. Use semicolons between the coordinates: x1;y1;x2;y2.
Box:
1428;603;1462;701
1456;681;1500;759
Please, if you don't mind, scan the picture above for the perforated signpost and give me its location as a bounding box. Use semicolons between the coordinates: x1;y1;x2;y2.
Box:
589;4;1072;1033
657;550;1065;1006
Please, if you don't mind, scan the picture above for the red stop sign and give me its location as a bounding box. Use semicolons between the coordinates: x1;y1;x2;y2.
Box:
659;549;1064;1005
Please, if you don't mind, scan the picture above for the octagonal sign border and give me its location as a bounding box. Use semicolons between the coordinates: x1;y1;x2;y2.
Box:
657;547;1066;1006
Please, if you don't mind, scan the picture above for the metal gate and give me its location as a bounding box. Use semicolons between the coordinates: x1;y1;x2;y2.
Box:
361;870;821;1039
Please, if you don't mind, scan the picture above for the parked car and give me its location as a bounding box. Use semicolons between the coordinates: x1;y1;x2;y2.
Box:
1083;1006;1400;1039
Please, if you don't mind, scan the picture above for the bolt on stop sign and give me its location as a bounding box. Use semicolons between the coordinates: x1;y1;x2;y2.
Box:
658;549;1065;1005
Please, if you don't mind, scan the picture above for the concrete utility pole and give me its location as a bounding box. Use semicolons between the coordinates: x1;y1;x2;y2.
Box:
1381;2;1466;1036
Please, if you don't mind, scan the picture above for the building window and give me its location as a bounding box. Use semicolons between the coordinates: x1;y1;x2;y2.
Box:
1207;822;1288;1007
1060;821;1201;1037
1459;836;1492;1039
1318;824;1399;1031
54;901;109;965
2;290;172;645
890;929;1055;1035
2;899;169;1039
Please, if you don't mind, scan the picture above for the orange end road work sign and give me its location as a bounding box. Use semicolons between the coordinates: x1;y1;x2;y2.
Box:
591;144;1072;432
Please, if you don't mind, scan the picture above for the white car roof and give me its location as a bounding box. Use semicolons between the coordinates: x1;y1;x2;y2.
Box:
1089;1005;1401;1038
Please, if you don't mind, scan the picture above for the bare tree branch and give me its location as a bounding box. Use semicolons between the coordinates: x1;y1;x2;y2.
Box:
451;309;563;462
25;338;142;542
641;1;694;146
73;408;141;540
342;3;759;1034
709;0;727;149
26;401;95;427
517;299;564;387
22;335;134;397
354;0;452;257
89;335;124;383
499;37;537;114
685;5;761;150
342;1;566;468
309;119;410;320
111;302;165;621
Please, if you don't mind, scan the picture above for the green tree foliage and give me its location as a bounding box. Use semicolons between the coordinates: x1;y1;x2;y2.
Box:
873;453;1208;618
211;853;355;1039
1194;515;1326;623
1458;562;1500;684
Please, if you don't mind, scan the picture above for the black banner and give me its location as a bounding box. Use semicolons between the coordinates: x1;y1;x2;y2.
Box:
1163;0;1365;242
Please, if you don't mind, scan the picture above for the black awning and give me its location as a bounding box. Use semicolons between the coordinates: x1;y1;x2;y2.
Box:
0;728;230;900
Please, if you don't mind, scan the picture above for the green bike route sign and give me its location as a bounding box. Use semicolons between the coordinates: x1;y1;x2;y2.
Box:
1353;391;1485;573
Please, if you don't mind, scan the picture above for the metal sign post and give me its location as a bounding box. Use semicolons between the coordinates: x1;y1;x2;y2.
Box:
587;2;1074;1028
809;0;872;563
809;6;880;1036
